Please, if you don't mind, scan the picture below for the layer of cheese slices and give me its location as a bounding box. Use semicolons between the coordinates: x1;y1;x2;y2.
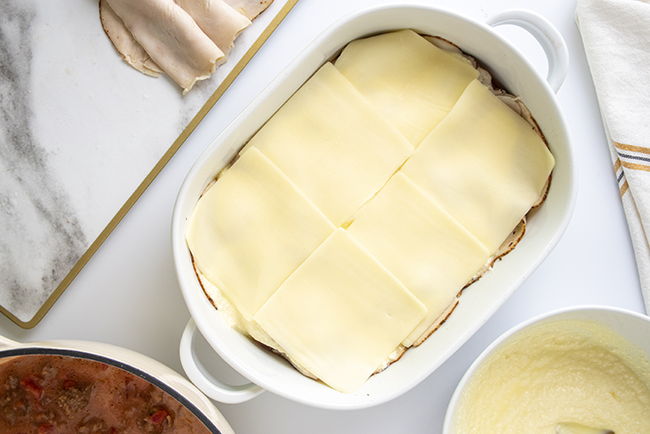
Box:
186;147;334;321
347;173;491;348
334;28;480;147
241;62;414;227
186;29;555;393
255;229;427;393
401;79;555;254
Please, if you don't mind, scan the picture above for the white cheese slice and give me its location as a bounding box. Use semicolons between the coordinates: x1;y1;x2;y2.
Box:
186;147;335;321
347;173;491;347
334;29;479;147
253;229;427;393
244;62;414;227
401;79;555;254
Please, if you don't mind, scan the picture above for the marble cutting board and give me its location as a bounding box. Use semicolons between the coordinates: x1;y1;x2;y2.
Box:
0;0;298;327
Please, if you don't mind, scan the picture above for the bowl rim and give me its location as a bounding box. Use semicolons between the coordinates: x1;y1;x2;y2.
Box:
442;304;650;433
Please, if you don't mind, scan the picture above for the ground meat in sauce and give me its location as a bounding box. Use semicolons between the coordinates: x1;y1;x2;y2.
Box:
0;355;213;434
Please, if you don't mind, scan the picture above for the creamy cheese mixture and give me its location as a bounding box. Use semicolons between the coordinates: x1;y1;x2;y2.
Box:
454;320;650;434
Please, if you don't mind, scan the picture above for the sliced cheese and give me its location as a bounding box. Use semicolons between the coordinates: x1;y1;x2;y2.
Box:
401;79;555;254
347;173;491;347
334;29;479;147
186;147;335;321
254;229;427;393
244;62;414;227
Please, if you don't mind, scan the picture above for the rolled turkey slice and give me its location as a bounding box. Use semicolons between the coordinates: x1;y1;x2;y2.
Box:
223;0;273;20
175;0;251;59
105;0;224;94
99;0;163;77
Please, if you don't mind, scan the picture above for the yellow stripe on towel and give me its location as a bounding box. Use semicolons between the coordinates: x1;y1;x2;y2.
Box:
614;141;650;155
621;161;650;173
621;180;629;197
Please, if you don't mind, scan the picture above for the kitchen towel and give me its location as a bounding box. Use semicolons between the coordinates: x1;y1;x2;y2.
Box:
576;0;650;313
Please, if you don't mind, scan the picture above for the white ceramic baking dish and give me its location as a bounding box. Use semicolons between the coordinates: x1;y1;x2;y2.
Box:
0;334;235;433
172;4;577;409
442;306;650;433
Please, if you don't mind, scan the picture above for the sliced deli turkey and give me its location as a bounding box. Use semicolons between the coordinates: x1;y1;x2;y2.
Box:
100;0;272;93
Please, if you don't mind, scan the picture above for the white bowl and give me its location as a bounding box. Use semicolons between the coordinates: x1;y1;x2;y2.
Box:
0;334;235;434
442;306;650;433
172;4;577;409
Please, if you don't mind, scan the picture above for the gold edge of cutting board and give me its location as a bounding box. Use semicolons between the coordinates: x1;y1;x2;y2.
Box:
5;0;301;329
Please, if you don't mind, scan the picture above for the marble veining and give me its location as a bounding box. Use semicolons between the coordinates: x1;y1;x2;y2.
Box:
0;0;292;325
0;1;88;320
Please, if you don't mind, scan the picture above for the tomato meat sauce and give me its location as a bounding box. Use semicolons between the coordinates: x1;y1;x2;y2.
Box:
0;354;214;434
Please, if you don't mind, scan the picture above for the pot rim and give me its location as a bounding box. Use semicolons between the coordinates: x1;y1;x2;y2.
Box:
0;339;231;434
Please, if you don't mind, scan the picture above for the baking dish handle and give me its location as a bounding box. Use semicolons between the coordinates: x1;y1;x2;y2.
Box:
180;319;264;404
486;9;569;93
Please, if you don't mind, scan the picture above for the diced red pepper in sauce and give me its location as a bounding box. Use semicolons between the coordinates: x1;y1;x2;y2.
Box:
20;375;43;399
37;423;55;434
0;355;213;434
149;409;170;425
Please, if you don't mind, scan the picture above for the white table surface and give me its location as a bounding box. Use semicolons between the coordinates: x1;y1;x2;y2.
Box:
0;0;646;433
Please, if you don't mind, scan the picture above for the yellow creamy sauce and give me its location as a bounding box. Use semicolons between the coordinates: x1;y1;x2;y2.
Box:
455;320;650;434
